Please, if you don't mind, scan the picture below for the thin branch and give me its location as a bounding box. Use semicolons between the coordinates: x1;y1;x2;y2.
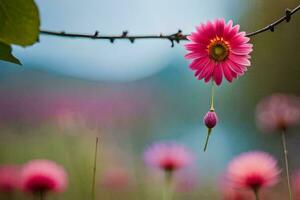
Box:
246;5;300;37
40;4;300;47
40;29;186;47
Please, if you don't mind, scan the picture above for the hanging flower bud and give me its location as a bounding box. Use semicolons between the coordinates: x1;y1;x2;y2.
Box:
203;110;218;151
204;110;218;128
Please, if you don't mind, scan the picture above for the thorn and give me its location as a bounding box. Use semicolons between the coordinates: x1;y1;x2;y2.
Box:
110;38;115;43
93;31;99;39
169;39;174;47
129;38;135;43
285;9;292;22
268;25;275;32
122;31;128;37
174;29;183;43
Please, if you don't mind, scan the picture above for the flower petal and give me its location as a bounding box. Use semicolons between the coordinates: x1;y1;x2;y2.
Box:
198;60;214;80
231;46;253;55
189;56;210;70
185;51;207;59
202;21;216;40
221;62;233;82
187;33;210;46
229;54;251;66
224;24;240;41
231;69;238;79
223;20;233;38
184;43;206;51
230;34;250;47
204;74;212;82
204;64;214;82
215;18;225;37
213;63;223;85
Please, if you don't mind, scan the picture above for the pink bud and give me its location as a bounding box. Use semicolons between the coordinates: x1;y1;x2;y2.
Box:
203;110;218;128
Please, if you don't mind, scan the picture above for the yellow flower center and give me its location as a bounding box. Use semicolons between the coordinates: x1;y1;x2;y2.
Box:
207;37;230;62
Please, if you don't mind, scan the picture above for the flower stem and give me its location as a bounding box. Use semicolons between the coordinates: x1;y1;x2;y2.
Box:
91;137;99;200
163;171;173;200
253;188;260;200
203;80;215;152
203;128;212;152
281;129;293;200
210;81;215;111
39;191;45;200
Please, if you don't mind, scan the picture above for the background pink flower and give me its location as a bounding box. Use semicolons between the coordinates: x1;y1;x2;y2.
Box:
20;159;68;193
185;18;253;85
143;142;193;172
0;165;20;193
256;93;300;132
226;151;280;190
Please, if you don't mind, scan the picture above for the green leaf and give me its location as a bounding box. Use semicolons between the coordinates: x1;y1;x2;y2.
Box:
0;42;21;65
0;0;40;47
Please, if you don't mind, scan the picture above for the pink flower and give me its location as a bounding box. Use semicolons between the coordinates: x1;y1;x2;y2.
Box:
144;142;193;172
0;165;20;193
220;177;274;200
256;94;300;132
20;159;68;193
185;19;253;85
101;168;130;190
204;110;218;128
226;151;280;191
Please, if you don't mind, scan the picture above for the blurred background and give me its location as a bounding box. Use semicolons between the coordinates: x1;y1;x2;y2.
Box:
1;0;300;199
